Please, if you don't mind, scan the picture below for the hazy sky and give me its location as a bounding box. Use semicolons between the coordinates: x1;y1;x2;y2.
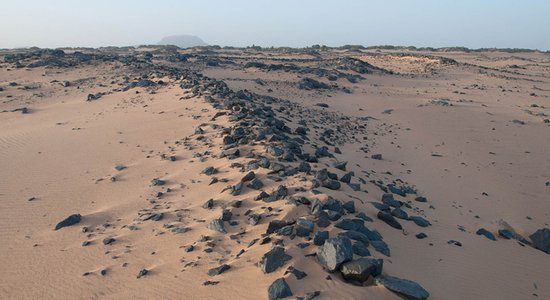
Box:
1;0;549;50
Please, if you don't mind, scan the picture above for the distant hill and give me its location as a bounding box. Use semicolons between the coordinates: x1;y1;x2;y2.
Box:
157;35;208;48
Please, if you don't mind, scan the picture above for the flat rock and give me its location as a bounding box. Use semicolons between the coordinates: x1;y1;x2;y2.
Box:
376;275;430;300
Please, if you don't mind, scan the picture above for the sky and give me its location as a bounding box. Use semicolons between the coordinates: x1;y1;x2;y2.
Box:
1;0;549;50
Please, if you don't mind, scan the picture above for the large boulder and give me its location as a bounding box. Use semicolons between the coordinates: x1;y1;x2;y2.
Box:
376;275;429;300
316;236;353;272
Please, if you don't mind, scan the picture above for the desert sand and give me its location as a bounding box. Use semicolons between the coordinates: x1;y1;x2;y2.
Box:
0;46;549;300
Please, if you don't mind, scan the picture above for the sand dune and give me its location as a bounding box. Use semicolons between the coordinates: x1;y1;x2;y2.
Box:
1;46;549;299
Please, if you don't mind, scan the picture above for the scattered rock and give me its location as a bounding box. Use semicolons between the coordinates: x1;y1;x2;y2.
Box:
377;211;402;230
207;264;231;276
259;246;292;273
137;268;149;279
268;278;293;300
376;275;429;300
208;219;226;233
54;213;82;230
476;228;496;241
340;258;383;284
316;236;353;272
529;228;550;254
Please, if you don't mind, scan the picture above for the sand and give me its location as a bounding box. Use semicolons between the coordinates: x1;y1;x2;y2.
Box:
0;47;549;300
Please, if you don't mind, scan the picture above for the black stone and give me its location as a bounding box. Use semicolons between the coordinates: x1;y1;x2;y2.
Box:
54;213;82;230
259;247;292;273
376;275;429;300
268;278;293;300
377;211;402;230
529;228;550;254
316;236;353;272
340;258;383;284
207;264;231;276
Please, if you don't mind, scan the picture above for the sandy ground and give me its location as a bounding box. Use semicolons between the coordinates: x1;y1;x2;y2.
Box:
1;47;549;300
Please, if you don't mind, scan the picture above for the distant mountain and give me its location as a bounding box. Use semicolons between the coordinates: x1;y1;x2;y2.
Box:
157;35;208;48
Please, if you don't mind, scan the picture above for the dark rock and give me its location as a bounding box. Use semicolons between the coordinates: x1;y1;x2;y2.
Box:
341;230;370;245
296;218;315;236
268;278;293;300
221;209;233;221
248;213;262;225
103;237;116;245
352;242;371;257
230;182;244;196
315;146;331;158
377;211;402;230
333;161;347;171
286;266;307;280
476;228;496;241
208;219;226;233
316;236;353;272
340;258;383;284
303;291;321;300
381;193;401;208
529;228;550;254
298;77;330;90
322;180;341;190
371;154;383;160
184;245;194;252
343;201;355;213
409;216;431;227
376;275;430;300
256;191;271;201
277;225;294;236
259;247;292;273
340;172;353;184
371;202;390;212
298;162;311;173
151;178;166;186
371;240;390;257
247;178;264;190
356;212;373;222
391;208;409;220
448;240;462;247
54;213;82;230
498;229;514;239
136;268;149;279
208;264;231;276
335;219;357;231
202;198;214;209
241;171;255;182
267;220;291;234
416;233;428;239
415;196;427;203
314;231;329;246
202;166;217;176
